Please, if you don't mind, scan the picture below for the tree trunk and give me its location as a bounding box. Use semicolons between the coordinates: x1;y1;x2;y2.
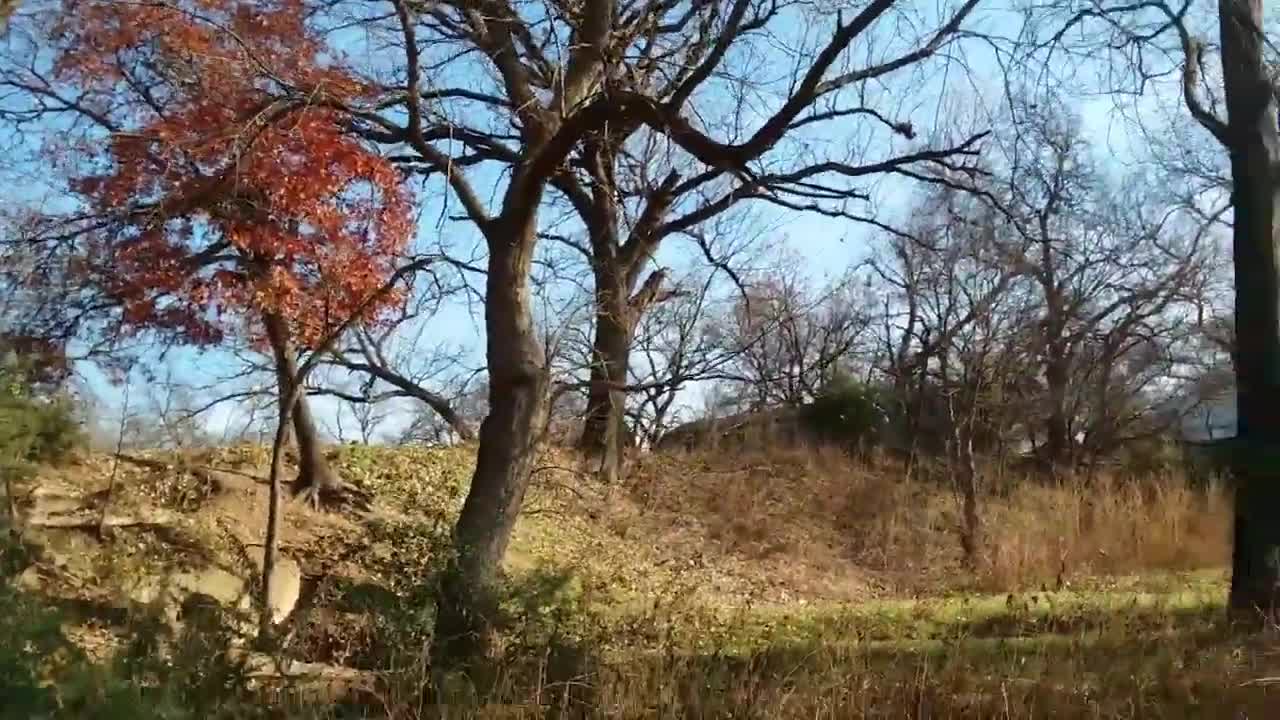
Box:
432;219;549;673
579;285;633;484
942;359;982;566
951;391;982;566
956;433;981;566
1043;354;1072;477
257;376;290;644
1220;0;1280;617
261;312;343;506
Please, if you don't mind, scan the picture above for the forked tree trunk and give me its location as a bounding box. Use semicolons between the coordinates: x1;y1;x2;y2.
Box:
261;312;343;503
579;285;633;484
432;218;549;672
1220;0;1280;617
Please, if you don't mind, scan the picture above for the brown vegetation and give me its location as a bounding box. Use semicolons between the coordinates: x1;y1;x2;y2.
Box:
628;446;1230;596
1;0;1277;711
0;442;1253;718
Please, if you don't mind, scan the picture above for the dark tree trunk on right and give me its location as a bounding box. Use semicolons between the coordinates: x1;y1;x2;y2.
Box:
1219;0;1280;616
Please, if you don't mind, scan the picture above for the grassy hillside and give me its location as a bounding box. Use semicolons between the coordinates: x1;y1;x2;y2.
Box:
5;442;1276;718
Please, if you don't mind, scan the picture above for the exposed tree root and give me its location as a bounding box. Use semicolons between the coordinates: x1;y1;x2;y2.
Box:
291;473;371;513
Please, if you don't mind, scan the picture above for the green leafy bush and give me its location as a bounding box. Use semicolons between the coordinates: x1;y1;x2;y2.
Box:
802;376;888;450
0;579;66;718
0;360;83;470
0;544;268;719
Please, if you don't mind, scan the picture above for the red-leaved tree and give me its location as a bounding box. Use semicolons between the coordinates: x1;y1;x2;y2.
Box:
30;0;412;503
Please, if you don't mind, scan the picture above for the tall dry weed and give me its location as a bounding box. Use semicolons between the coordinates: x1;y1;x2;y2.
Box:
628;444;1230;594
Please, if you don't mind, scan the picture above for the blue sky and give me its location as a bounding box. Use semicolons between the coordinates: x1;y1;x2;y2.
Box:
0;0;1229;444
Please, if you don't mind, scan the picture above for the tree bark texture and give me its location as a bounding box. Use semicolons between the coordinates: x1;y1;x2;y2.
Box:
432;216;549;671
579;280;633;484
574;134;672;481
949;401;982;566
1043;354;1073;475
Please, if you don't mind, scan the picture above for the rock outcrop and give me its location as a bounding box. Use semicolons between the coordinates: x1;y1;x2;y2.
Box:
11;474;301;636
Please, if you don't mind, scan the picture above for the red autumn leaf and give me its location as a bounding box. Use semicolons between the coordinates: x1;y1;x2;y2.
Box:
49;0;410;349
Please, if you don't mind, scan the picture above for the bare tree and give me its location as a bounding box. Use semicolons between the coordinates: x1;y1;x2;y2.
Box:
400;379;488;445
317;260;479;442
868;115;1213;495
1024;0;1280;615
625;272;725;446
316;326;476;442
563;265;781;449
994;100;1213;473
324;0;994;664
132;372;216;449
924;225;1041;562
708;264;875;412
871;187;1025;469
325;398;391;445
554;0;992;483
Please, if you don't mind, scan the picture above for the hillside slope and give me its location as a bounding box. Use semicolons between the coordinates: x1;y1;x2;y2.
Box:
9;445;879;619
5;443;1230;664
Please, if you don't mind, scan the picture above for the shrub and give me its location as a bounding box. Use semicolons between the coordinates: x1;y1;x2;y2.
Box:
0;578;66;718
0;359;83;470
802;376;887;450
0;532;269;719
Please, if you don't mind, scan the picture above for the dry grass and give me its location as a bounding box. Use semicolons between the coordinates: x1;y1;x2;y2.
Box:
625;445;1231;597
320;572;1277;720
982;474;1230;590
22;442;1230;607
6;442;1253;719
430;630;1280;719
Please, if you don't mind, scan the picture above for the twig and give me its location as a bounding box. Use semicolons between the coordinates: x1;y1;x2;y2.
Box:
99;365;134;539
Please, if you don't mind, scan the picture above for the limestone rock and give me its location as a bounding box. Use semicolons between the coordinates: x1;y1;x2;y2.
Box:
173;567;246;605
129;567;247;609
15;565;41;591
246;546;302;626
